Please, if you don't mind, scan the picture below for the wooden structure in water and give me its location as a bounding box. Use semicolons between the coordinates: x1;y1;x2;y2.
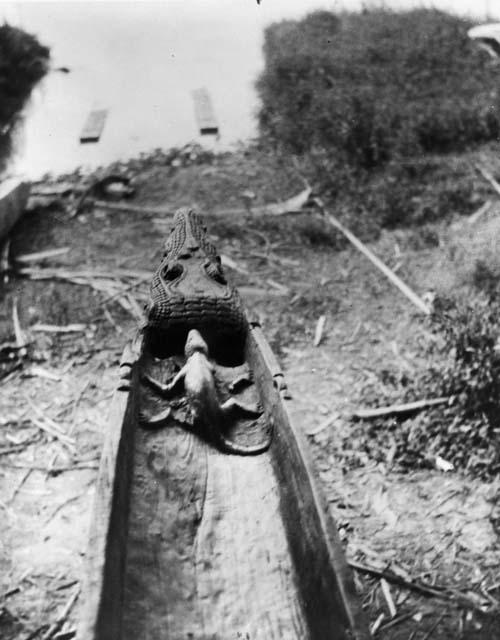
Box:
192;88;219;136
78;209;371;639
80;110;108;144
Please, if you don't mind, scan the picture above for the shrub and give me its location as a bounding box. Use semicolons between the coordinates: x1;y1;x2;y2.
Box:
257;9;500;168
472;259;500;296
347;295;500;478
0;24;50;172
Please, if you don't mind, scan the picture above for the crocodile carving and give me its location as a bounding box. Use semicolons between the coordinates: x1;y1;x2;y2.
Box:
138;207;272;455
145;207;248;355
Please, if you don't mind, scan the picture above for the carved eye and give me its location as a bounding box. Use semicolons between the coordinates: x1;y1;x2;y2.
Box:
204;262;227;285
161;262;183;281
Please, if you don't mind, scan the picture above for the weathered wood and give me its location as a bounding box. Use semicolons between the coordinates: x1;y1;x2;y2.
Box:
79;326;370;639
0;178;30;241
80;109;108;143
122;348;305;638
79;207;369;639
248;325;370;639
78;347;138;640
192;88;219;135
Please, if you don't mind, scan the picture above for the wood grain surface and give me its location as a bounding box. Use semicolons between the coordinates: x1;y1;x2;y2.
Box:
80;334;370;640
122;354;307;639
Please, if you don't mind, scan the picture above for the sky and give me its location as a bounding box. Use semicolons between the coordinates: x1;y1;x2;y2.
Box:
1;0;498;178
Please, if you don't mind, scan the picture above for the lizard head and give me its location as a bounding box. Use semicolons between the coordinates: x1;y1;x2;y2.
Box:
185;329;209;357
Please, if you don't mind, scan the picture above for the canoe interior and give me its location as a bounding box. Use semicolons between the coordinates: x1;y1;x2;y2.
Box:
79;326;370;640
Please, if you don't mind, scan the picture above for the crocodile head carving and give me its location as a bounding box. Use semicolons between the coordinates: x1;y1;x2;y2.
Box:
146;208;248;362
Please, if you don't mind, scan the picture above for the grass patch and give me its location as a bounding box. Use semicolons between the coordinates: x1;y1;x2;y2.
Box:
347;295;500;479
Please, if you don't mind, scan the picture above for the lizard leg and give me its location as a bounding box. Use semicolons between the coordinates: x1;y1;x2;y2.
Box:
141;366;186;397
228;374;253;393
139;406;172;428
221;397;263;418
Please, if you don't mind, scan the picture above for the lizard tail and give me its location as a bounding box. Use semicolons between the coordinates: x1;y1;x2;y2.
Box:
214;431;272;456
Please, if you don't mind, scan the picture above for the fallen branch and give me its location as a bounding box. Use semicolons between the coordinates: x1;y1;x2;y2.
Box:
252;186;313;216
1;585;21;600
25;366;62;382
43;496;82;527
8;468;32;504
220;254;249;275
349;560;490;612
24;396;75;449
216;187;313;217
31;417;75;449
0;438;39;456
18;266;151;280
421;612;446;640
474;163;500;198
4;462;98;473
377;611;417;634
15;247;70;263
94;275;149;307
467;200;492;225
238;286;288;298
352;397;450;420
314;315;327;347
93;199;173;217
266;278;290;294
53;629;76;640
40;586;80;640
315;198;430;315
31;324;87;334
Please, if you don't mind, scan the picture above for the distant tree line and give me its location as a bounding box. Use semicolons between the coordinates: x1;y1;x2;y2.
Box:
0;23;50;173
256;9;500;169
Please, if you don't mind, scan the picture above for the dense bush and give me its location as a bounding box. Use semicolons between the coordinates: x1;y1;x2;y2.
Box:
346;295;500;478
257;9;500;168
0;24;50;172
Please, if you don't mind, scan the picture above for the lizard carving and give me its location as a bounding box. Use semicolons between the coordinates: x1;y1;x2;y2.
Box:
141;329;270;456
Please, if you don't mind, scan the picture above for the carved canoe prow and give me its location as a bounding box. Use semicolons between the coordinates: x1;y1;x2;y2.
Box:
78;209;371;640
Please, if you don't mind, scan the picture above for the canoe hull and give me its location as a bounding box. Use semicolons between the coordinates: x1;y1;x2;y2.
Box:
0;178;30;241
79;325;370;639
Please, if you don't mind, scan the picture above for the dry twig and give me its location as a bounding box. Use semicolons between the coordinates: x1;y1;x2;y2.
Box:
349;560;490;612
15;247;70;263
474;163;500;198
315;198;430;314
40;586;80;640
314;315;327;347
352;397;450;420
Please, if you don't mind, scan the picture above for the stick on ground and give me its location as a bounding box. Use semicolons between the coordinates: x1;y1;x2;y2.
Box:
352;397;450;420
315;198;430;315
474;163;500;198
40;586;80;640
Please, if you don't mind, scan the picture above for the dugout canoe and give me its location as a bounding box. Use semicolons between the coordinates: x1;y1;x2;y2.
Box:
0;177;30;241
78;315;371;640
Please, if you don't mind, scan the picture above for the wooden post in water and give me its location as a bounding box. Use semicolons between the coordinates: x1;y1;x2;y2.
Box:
192;88;219;136
80;109;108;144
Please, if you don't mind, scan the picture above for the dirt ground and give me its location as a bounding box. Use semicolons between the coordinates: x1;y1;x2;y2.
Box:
1;149;500;639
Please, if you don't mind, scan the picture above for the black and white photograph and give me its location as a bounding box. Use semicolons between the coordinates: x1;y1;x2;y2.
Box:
1;1;500;638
